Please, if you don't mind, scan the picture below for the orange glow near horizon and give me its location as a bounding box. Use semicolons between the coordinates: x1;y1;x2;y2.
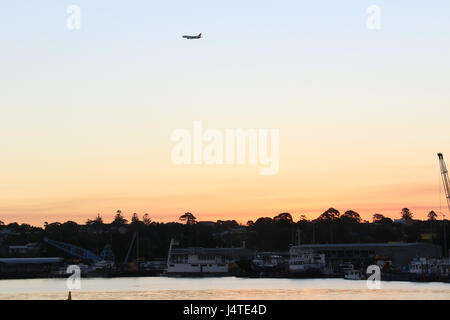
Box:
0;170;447;227
0;136;448;227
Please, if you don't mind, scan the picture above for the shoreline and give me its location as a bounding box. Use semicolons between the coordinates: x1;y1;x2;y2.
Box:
1;273;450;284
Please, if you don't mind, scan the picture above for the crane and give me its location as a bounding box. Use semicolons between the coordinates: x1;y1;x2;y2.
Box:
123;232;138;267
438;153;450;213
438;153;450;257
45;238;115;263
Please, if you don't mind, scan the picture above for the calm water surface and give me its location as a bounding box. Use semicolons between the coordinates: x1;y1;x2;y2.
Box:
0;277;449;300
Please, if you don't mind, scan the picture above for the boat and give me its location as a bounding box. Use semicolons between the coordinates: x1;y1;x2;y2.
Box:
165;239;251;277
252;253;286;271
250;252;288;277
408;257;450;282
344;269;365;280
288;246;326;277
378;257;450;282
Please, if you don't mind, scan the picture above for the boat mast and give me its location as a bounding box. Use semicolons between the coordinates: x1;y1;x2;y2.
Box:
167;238;178;268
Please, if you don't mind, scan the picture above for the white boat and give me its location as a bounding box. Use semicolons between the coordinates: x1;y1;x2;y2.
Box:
409;257;450;276
165;239;249;276
289;246;326;276
252;253;285;271
166;249;230;275
90;260;114;271
344;269;364;280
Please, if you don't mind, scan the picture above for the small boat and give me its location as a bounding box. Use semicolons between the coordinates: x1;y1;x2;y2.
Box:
344;269;364;280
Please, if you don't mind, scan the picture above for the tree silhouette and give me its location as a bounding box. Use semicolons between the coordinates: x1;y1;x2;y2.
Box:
401;208;413;220
372;213;385;223
131;213;140;223
86;214;103;225
316;208;340;221
112;210;128;225
274;212;293;223
142;213;152;226
2;206;450;263
428;211;438;221
179;212;197;225
255;217;273;225
341;210;361;223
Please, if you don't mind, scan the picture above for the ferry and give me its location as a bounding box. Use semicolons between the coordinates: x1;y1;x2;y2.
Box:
288;246;326;277
165;239;252;277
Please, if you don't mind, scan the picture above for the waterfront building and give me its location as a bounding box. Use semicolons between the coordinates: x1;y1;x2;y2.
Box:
0;257;64;278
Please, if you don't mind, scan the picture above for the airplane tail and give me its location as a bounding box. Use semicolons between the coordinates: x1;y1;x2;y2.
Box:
198;33;202;38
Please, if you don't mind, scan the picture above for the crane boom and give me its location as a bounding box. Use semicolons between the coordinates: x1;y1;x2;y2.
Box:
123;232;137;266
45;238;102;261
438;153;449;258
438;153;450;213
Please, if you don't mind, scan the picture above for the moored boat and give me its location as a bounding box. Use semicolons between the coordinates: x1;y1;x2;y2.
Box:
289;246;326;277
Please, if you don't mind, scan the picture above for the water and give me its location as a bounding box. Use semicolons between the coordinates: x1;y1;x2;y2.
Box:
0;277;449;300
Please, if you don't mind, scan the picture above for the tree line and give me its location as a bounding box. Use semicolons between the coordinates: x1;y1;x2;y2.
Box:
0;207;448;261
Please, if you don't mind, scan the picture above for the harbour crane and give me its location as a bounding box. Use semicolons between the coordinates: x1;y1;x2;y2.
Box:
45;238;115;263
438;153;450;257
438;153;450;213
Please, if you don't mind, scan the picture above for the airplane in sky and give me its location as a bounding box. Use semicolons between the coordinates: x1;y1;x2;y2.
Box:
182;33;202;40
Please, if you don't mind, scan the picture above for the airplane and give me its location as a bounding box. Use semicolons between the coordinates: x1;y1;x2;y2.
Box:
182;33;202;40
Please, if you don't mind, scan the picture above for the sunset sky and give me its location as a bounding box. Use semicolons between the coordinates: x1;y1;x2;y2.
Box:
1;1;449;226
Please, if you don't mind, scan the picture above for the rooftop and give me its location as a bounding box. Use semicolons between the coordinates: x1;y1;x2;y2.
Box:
292;242;436;249
172;247;252;256
0;258;63;264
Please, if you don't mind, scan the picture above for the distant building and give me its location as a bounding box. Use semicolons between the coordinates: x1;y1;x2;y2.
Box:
118;226;128;234
197;221;216;228
214;227;248;240
8;243;41;256
0;257;64;277
394;219;418;225
420;233;435;240
0;229;19;237
228;227;247;234
0;244;8;256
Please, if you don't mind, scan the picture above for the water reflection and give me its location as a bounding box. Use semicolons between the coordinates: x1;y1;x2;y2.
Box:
0;277;449;300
